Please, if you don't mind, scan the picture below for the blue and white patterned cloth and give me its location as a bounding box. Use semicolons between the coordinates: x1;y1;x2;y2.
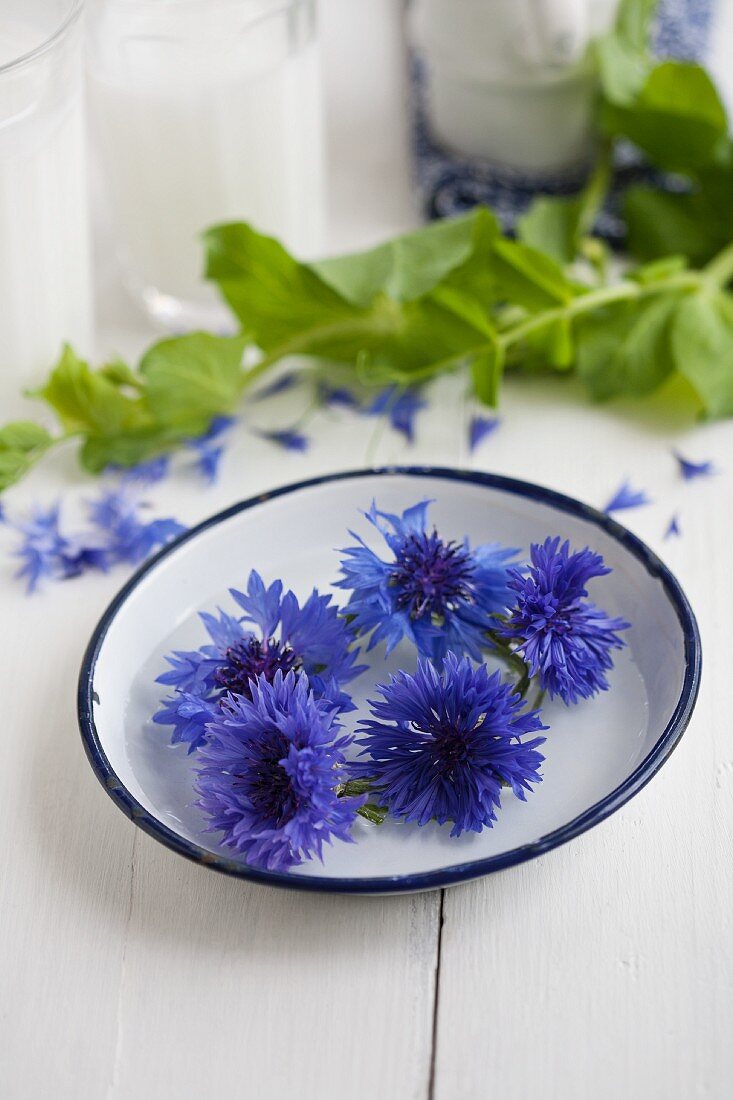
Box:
411;0;716;238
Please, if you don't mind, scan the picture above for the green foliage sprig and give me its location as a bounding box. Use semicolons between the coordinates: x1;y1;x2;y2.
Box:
2;0;733;495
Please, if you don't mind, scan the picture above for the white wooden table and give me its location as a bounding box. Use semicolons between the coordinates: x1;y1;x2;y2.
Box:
2;3;732;1097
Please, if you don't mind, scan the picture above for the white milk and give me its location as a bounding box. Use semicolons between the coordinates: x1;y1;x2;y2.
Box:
410;0;620;172
87;1;326;328
0;21;92;402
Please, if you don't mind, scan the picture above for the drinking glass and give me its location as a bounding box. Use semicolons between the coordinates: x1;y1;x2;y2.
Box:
0;0;92;406
86;0;326;331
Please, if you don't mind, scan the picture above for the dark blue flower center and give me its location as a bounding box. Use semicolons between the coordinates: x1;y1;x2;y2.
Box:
236;732;296;827
215;637;302;698
390;531;476;620
434;725;472;769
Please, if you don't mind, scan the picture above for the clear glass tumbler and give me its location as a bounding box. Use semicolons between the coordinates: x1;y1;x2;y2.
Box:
86;0;326;331
0;0;93;406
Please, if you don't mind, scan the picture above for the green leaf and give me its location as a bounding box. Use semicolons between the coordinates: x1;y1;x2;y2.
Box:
206;219;496;386
596;32;651;108
471;343;505;405
576;294;679;399
311;208;499;306
671;290;733;416
603;62;729;173
518;148;612;267
357;803;389;826
38;345;149;437
625;179;733;266
490;238;576;310
615;0;657;50
205;222;366;350
517;196;583;265
629;255;688;285
99;358;144;390
0;421;54;490
595;0;656;107
79;424;186;474
139;332;248;431
339;778;375;798
0;451;31;491
0;421;52;453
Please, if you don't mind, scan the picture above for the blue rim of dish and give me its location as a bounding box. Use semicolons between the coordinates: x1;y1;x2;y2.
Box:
77;466;702;894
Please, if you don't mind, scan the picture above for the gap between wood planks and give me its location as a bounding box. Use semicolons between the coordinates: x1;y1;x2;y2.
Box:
427;888;446;1100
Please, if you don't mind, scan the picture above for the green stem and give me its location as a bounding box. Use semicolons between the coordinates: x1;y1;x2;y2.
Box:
499;270;702;352
485;631;531;697
576;140;613;242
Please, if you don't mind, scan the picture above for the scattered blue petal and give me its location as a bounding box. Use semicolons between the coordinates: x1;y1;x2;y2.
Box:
88;486;186;565
11;503;108;593
367;386;426;444
186;416;235;484
198;416;235;444
352;654;546;836
317;383;359;409
194;444;224;484
664;514;681;539
500;537;629;705
673;450;716;481
257;428;309;453
253;371;299;400
603;479;651;513
469;415;500;453
116;455;171;486
336;499;519;661
195;671;364;870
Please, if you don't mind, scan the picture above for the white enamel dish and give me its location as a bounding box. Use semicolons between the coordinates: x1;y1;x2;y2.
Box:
78;467;701;894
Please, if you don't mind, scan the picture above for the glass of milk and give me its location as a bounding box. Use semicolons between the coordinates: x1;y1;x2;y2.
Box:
0;0;93;406
87;0;326;331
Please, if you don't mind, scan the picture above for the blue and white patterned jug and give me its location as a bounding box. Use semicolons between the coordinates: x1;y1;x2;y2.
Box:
409;0;715;226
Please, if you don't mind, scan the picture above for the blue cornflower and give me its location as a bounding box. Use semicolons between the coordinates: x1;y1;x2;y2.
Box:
500;537;629;705
672;450;716;481
604;480;651;513
154;570;365;751
336;500;519;660
257;428;309;453
367;386;426;444
352;654;546;836
195;671;364;871
468;415;500;453
88;486;186;565
12;503;108;592
187;416;235;484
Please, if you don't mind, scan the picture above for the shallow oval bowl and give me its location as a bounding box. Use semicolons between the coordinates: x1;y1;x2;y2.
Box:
78;468;701;894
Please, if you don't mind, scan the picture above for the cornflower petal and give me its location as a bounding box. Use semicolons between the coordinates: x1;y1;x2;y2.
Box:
468;415;500;452
672;450;716;481
603;480;651;513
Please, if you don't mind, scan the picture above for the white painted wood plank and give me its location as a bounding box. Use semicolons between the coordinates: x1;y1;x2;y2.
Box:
0;584;134;1100
433;388;733;1100
110;838;440;1100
